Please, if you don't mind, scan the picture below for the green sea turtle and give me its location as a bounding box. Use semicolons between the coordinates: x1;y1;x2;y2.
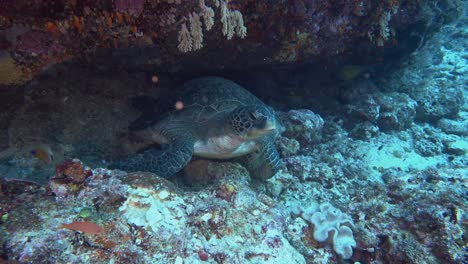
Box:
111;76;283;179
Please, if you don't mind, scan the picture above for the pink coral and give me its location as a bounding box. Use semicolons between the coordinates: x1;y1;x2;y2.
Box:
115;0;145;17
14;31;65;58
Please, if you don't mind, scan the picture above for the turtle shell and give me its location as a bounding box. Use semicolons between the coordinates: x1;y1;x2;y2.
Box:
168;76;265;123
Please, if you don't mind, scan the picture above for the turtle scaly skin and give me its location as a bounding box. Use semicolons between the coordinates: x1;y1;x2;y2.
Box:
238;134;282;179
111;77;283;179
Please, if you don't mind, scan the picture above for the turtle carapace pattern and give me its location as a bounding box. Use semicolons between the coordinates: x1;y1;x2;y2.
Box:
111;77;283;179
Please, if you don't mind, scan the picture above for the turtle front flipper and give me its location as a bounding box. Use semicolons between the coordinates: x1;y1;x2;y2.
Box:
238;135;283;179
110;138;194;178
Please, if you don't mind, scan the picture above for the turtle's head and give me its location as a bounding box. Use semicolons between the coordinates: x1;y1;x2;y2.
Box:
229;105;276;139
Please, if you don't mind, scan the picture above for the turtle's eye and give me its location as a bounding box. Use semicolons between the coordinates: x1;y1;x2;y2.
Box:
249;110;260;120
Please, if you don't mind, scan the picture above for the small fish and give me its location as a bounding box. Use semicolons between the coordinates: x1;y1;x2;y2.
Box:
30;144;54;164
60;221;104;235
337;64;367;81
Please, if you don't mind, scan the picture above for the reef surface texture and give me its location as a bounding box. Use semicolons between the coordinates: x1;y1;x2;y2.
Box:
0;0;461;86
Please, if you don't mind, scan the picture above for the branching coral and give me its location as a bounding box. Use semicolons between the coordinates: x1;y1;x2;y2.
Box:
177;0;247;53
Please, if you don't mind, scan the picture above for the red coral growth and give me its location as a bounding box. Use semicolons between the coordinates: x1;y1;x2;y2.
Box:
265;236;283;248
60;220;104;235
198;250;209;261
14;30;65;58
216;183;236;201
53;159;92;184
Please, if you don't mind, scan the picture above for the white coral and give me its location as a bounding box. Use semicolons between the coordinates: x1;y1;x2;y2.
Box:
177;0;247;52
200;0;215;31
177;22;192;53
231;10;247;38
306;203;357;259
221;1;247;40
220;1;230;37
189;12;204;50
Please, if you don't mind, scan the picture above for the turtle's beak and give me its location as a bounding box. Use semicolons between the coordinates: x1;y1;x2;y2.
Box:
249;119;276;137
